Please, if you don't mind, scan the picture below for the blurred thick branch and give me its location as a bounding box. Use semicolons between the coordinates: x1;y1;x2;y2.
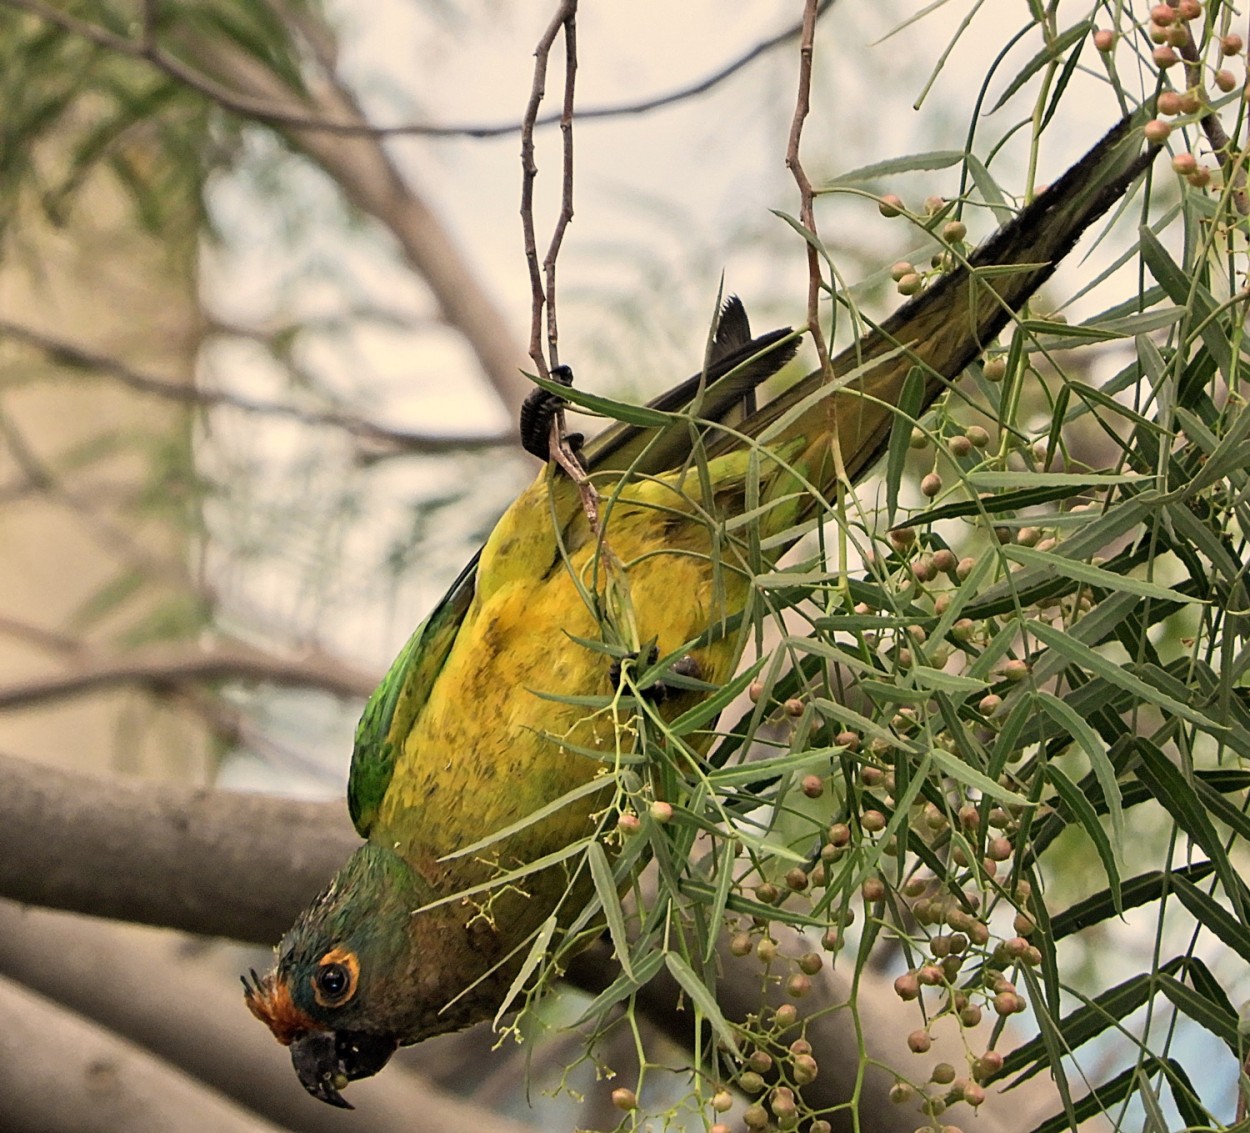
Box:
0;751;358;941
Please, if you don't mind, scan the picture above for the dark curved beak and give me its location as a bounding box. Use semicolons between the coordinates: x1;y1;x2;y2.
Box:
290;1029;398;1108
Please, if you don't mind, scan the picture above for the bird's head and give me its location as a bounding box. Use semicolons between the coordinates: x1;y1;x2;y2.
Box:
244;842;429;1107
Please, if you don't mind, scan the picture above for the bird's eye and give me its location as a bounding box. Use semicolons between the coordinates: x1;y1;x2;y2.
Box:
312;948;359;1007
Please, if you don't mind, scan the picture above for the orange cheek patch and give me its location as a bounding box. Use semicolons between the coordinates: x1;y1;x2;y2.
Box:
244;971;321;1046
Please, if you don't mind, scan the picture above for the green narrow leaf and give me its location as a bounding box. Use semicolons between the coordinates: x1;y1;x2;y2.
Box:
910;666;986;694
440;777;611;861
1162;1059;1209;1129
586;842;634;982
997;962;1182;1085
990;19;1093;112
927;745;1029;804
1040;30;1086;130
667;655;768;734
1035;690;1123;854
966;470;1147;489
1004;544;1201;604
703;840;738;966
1047;765;1121;910
665;952;741;1057
1170;875;1250;965
1155;973;1241;1050
1139;226;1232;378
420;840;588;911
820;149;967;187
1027;1058;1194;1133
904;483;1085;525
526;370;673;427
964;153;1015;222
885;367;925;525
570;948;666;1027
1052;863;1214;939
1028;620;1224;732
1136;742;1244;916
492;915;557;1028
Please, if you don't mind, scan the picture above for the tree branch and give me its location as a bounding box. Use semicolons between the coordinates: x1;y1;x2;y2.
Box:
785;0;831;374
2;0;832;139
178;24;534;416
520;0;579;376
0;751;359;942
0;638;376;712
0;317;513;455
0;752;1059;1131
0;973;293;1133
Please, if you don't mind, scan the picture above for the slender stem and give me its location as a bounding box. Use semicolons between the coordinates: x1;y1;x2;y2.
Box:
785;0;831;375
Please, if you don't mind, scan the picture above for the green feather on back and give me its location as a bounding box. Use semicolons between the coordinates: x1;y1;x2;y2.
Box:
347;551;479;836
346;298;799;837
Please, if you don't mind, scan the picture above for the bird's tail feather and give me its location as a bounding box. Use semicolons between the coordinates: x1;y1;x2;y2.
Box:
726;113;1159;500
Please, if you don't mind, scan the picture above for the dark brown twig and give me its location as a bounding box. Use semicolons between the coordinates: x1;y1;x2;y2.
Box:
520;3;606;542
786;0;832;373
520;1;579;377
544;10;578;368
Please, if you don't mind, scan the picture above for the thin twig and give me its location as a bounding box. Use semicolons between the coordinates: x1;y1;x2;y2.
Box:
547;418;600;536
543;8;578;367
3;0;829;140
0;638;376;710
0;319;511;454
520;1;579;377
785;0;832;373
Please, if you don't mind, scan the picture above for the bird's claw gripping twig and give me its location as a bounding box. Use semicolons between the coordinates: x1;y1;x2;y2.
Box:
519;364;582;462
521;363;601;534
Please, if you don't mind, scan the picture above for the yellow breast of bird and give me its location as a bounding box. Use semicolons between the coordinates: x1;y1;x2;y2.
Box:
375;454;763;881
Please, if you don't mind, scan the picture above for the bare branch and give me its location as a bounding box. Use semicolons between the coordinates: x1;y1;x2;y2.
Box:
0;754;1059;1131
786;0;831;373
2;0;829;139
0;638;375;712
543;6;579;368
177;25;533;416
1;317;512;455
521;2;579;376
0;750;359;942
0;408;201;593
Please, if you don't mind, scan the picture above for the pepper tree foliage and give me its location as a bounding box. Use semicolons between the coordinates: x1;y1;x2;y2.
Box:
4;1;1250;1131
498;11;1250;1133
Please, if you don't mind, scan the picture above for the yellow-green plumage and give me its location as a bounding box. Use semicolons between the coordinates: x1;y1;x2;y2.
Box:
378;446;779;875
246;114;1158;1108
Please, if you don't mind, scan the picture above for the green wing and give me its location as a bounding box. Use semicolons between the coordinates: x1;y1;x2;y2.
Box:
345;301;797;836
347;550;480;836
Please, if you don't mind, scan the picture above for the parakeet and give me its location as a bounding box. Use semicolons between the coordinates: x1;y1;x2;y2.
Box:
246;115;1157;1107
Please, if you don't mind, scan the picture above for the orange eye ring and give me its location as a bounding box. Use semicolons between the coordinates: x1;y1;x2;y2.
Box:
312;947;360;1007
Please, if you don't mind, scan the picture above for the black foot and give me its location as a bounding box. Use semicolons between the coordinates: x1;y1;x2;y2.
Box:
610;647;702;702
520;364;583;462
